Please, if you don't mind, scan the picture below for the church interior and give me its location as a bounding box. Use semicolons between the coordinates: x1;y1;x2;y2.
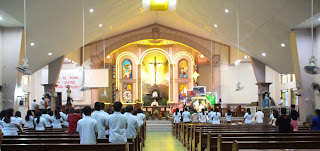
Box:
1;0;320;150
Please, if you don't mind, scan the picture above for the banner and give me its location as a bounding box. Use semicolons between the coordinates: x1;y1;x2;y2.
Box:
55;69;83;101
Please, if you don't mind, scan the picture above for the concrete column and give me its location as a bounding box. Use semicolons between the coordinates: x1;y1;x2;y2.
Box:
138;64;142;101
250;57;266;83
213;64;221;101
290;29;315;123
170;64;174;103
91;88;99;106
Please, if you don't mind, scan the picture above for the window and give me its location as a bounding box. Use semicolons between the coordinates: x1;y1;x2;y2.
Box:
178;59;188;78
281;89;289;106
291;74;296;82
122;84;133;103
281;74;288;84
23;75;29;85
291;88;298;105
123;59;132;78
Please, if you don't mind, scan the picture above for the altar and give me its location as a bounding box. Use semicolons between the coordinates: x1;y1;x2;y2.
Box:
143;106;168;114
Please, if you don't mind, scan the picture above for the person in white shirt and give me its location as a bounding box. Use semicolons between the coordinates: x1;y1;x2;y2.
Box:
278;97;284;107
25;110;34;128
77;106;99;144
124;105;140;139
254;109;264;124
244;108;253;124
225;109;232;123
208;108;214;123
31;99;37;113
107;102;128;143
52;109;63;128
34;111;46;130
191;111;200;123
212;108;221;124
151;99;159;106
63;109;69;127
199;109;207;123
91;102;108;138
173;108;181;123
14;111;24;130
182;108;191;123
269;109;278;126
137;109;146;126
39;97;45;111
41;109;52;127
100;102;110;135
2;108;24;135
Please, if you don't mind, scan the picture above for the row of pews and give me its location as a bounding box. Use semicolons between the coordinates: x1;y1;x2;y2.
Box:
1;121;146;151
172;121;320;151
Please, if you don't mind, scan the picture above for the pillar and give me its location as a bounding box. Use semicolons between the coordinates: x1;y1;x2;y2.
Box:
170;64;174;103
138;64;142;101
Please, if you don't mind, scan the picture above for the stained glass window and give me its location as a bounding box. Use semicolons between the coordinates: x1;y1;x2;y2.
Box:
123;59;132;78
179;84;188;102
123;84;133;103
178;59;188;78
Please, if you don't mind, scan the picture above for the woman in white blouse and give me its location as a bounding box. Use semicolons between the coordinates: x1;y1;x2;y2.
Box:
34;111;46;130
225;109;232;123
52;109;63;128
212;108;221;124
199;109;207;123
14;111;24;129
244;108;254;124
2;108;24;136
25;110;34;128
173;108;181;123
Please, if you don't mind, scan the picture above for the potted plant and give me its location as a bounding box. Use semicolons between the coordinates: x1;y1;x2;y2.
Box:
163;111;169;120
145;111;150;120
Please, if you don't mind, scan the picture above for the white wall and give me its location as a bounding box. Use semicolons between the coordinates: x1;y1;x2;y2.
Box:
0;27;2;110
315;26;320;109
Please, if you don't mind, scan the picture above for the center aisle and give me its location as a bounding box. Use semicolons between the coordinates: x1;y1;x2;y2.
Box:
144;119;186;151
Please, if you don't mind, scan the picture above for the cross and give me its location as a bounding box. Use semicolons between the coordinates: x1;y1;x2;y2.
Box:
148;56;162;83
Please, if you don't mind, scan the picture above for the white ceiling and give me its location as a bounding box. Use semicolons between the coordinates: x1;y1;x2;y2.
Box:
0;0;320;74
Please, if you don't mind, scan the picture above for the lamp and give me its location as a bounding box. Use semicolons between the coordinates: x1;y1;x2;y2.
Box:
193;71;200;82
142;0;177;11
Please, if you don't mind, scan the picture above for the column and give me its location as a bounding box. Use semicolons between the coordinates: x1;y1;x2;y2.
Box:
138;64;142;101
170;64;174;103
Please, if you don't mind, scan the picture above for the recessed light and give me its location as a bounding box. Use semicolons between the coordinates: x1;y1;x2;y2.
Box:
168;41;171;44
30;43;35;46
106;55;111;59
262;53;266;56
99;24;103;27
225;9;229;13
214;24;218;28
244;55;248;59
72;61;75;63
200;54;204;59
281;43;285;47
89;8;94;13
0;16;2;20
48;52;52;56
140;41;144;44
318;18;320;21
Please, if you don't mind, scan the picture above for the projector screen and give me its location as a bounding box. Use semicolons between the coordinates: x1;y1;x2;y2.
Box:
85;69;109;88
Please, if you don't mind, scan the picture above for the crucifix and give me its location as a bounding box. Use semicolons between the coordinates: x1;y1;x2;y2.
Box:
148;56;162;83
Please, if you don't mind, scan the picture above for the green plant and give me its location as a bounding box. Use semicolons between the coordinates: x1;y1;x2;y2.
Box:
154;109;159;115
162;98;168;105
144;111;150;120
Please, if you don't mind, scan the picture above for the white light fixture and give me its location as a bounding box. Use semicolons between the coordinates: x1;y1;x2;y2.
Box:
106;55;111;59
142;0;177;11
200;54;204;59
65;58;69;60
318;18;320;20
225;9;229;13
281;43;285;47
214;24;218;28
30;42;34;46
99;24;102;27
72;61;75;63
140;41;144;43
0;16;2;20
262;53;266;56
48;52;52;56
244;55;248;59
89;8;94;13
168;41;171;44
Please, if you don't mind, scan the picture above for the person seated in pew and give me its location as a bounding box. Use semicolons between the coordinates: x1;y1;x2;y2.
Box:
269;109;279;126
68;108;82;134
244;108;253;124
14;111;24;129
34;111;46;130
133;110;141;125
208;108;214;123
2;108;24;135
254;108;264;124
107;102;128;143
77;106;99;144
225;109;232;123
182;108;191;123
25;110;34;128
276;108;292;133
191;110;200;123
290;104;299;131
173;108;181;123
311;109;320;131
212;107;221;124
200;108;207;123
124;105;140;139
91;102;108;139
41;109;52;128
52;109;63;128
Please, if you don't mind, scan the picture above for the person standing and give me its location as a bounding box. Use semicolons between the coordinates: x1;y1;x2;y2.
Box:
39;97;45;111
278;97;284;107
124;105;140;139
182;108;191;123
91;102;108;138
41;109;52;128
52;109;63;128
276;108;292;133
173;108;181;123
191;110;200;123
25;110;34;128
107;102;128;143
269;109;279;126
311;109;320;131
137;109;146;126
34;111;46;131
68;108;82;134
31;99;37;113
225;109;232;123
199;109;207;123
289;104;299;131
2;108;24;136
254;109;264;124
212;108;221;124
244;108;253;124
66;85;72;104
77;106;99;144
208;108;214;123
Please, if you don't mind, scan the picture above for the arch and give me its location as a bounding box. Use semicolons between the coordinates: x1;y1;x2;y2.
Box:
173;51;195;65
116;52;138;89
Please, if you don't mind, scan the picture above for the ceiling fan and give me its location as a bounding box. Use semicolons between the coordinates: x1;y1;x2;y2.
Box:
101;29;108;97
80;0;88;92
235;2;244;91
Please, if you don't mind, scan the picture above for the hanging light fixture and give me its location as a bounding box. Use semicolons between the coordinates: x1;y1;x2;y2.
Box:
304;0;320;74
101;29;108;97
16;0;31;75
80;0;88;91
235;1;244;91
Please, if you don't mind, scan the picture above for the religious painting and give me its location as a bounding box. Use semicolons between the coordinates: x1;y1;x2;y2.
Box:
122;84;132;103
123;59;132;78
178;59;188;78
193;86;206;96
179;84;188;102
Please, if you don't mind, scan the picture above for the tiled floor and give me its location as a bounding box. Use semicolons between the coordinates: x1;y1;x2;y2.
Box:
144;132;187;151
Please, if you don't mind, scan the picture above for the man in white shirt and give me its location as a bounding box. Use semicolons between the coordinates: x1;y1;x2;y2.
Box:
278;97;284;107
91;102;108;138
107;102;128;143
39;97;45;111
137;109;146;126
254;109;264;124
182;108;191;123
77;106;99;144
151;99;159;106
124;105;140;139
31;99;37;113
208;108;214;123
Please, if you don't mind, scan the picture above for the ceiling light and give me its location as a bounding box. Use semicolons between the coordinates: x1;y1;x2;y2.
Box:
89;8;94;13
318;18;320;21
168;41;171;44
281;43;285;47
200;54;205;59
140;41;144;44
72;61;75;63
99;24;103;27
262;53;266;56
244;55;248;59
144;0;176;11
225;9;229;13
65;58;69;60
0;16;2;20
214;24;218;28
106;55;111;59
30;43;35;46
48;52;52;56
